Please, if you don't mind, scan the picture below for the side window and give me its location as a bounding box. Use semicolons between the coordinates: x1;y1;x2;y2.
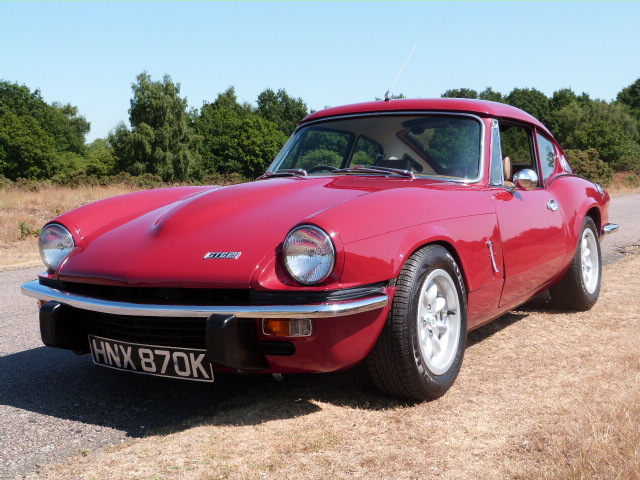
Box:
537;133;557;183
500;122;539;187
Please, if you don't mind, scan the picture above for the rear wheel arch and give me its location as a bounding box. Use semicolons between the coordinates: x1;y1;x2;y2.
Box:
550;216;601;311
586;206;601;235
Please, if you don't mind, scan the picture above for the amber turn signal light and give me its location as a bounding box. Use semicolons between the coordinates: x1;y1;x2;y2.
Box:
262;318;312;337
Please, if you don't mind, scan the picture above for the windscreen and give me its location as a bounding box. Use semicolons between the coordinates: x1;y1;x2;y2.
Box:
269;114;483;180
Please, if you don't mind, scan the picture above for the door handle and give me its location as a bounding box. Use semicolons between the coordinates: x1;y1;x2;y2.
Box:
547;199;559;212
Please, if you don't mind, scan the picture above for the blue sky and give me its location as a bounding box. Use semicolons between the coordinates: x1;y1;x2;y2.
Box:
1;1;639;142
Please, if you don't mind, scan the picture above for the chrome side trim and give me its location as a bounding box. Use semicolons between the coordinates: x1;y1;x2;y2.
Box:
486;241;500;273
602;223;619;236
21;281;389;319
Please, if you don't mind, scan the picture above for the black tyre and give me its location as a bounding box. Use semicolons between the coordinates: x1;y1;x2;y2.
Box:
550;217;601;311
367;245;468;401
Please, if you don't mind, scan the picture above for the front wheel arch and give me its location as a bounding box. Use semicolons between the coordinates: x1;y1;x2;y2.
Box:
397;240;470;303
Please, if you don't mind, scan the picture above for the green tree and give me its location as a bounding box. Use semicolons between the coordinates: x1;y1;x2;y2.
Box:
505;87;551;124
549;88;579;111
110;73;201;181
0;110;57;179
617;78;640;110
256;88;308;135
617;78;640;124
441;88;478;99
478;87;504;103
49;103;90;156
196;87;288;179
0;81;90;180
85;138;117;176
552;100;639;164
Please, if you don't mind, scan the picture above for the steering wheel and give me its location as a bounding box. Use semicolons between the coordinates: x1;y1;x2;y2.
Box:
307;165;338;173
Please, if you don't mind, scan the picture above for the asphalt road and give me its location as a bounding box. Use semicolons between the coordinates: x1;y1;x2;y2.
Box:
1;193;638;479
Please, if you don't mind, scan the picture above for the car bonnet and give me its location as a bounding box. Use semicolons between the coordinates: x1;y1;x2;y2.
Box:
55;176;377;288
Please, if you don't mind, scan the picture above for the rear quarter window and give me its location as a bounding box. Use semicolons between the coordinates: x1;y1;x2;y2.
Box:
537;133;558;183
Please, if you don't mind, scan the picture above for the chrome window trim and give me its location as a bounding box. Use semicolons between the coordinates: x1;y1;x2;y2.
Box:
489;118;505;186
269;111;486;185
21;280;389;319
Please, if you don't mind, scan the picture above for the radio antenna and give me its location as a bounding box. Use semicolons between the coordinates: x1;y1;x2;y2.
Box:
384;45;416;101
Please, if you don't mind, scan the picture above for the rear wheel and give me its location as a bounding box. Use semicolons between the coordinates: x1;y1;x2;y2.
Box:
550;217;601;311
367;245;467;401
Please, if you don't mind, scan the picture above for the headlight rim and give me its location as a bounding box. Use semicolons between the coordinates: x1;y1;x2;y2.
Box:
39;223;75;273
283;224;336;286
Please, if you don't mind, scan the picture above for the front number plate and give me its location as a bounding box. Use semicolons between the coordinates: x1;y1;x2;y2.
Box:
89;335;214;382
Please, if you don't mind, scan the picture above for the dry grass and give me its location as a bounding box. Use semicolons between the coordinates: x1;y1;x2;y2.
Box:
608;172;640;197
0;185;138;271
513;391;640;480
28;253;640;480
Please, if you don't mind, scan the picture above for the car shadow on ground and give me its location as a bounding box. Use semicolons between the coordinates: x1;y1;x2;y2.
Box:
2;298;555;438
0;346;325;437
1;345;393;437
467;311;529;347
466;292;554;347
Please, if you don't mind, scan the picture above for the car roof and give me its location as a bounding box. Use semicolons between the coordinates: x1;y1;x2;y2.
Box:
300;98;551;135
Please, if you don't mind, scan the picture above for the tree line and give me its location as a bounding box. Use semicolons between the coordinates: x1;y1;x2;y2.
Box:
1;74;639;186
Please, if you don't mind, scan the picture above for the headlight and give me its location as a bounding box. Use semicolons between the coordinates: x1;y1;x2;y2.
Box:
39;224;75;272
283;225;335;285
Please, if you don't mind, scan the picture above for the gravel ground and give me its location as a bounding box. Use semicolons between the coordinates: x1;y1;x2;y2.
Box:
1;193;638;479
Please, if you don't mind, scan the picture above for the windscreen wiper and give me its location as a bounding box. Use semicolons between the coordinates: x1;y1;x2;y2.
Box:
256;169;308;180
334;165;415;179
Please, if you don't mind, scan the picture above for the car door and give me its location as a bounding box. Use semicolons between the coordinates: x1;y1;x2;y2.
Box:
488;121;568;307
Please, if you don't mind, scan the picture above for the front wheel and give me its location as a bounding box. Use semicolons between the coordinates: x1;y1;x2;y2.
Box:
367;245;467;401
550;217;601;311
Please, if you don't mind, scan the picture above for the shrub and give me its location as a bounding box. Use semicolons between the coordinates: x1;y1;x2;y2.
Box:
132;173;164;189
565;149;614;186
18;221;40;240
201;172;248;186
612;155;640;174
13;177;43;191
626;174;640;188
0;175;12;190
51;170;100;188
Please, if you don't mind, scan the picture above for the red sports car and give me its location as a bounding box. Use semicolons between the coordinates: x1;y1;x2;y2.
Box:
22;98;618;400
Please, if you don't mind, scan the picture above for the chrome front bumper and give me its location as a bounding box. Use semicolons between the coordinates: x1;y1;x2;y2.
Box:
21;280;390;319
